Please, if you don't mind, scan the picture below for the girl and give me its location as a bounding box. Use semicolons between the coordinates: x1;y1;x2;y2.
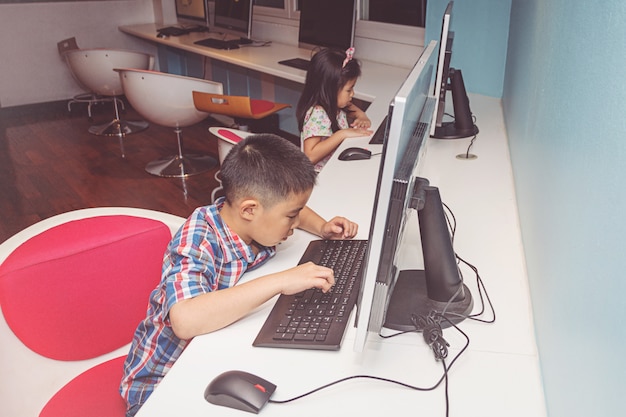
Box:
296;47;373;172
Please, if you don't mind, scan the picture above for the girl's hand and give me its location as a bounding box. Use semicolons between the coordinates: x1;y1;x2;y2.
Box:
320;216;359;240
351;114;372;129
341;127;373;138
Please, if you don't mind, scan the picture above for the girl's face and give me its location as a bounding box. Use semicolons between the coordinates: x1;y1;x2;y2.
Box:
337;78;357;108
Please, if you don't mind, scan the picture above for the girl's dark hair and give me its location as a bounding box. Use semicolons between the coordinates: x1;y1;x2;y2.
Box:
220;134;317;207
296;48;361;132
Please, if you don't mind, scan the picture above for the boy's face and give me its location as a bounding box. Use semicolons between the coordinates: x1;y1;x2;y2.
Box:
247;190;312;247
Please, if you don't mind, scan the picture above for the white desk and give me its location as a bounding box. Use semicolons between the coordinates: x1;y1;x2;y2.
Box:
119;25;546;416
131;95;546;417
118;23;409;126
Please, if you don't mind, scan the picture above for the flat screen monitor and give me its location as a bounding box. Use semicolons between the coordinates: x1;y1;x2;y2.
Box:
175;0;209;27
213;0;254;41
353;39;473;353
298;0;356;51
430;1;478;139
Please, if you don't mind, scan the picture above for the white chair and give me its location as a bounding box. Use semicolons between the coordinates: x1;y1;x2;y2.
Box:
57;37;124;120
63;49;154;157
0;207;184;417
208;127;253;202
117;69;224;178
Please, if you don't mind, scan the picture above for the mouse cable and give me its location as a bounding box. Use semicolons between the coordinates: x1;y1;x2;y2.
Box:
269;314;470;416
380;313;465;417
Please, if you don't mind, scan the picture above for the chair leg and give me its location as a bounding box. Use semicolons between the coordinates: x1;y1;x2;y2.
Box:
88;96;148;157
145;128;217;178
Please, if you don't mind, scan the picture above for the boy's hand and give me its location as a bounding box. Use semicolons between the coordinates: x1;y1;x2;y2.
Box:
320;216;358;240
279;262;335;295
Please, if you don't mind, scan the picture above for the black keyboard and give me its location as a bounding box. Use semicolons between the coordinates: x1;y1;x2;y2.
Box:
194;38;240;50
157;26;208;37
253;239;368;350
278;58;311;71
369;115;389;145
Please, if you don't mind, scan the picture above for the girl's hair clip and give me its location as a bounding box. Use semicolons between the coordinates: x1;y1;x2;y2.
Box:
342;47;355;68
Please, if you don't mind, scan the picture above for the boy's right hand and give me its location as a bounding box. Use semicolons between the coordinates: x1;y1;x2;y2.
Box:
279;261;335;295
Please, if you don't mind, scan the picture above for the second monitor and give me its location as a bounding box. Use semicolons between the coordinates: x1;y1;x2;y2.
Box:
194;0;254;50
278;0;356;71
213;0;254;42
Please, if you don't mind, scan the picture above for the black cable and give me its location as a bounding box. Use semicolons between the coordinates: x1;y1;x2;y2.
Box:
441;357;450;417
464;133;477;158
441;201;496;324
269;315;470;412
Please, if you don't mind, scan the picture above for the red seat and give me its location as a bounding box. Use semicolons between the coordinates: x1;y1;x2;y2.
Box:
0;208;185;417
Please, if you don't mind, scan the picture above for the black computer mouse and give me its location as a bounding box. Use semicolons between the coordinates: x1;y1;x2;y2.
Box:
204;370;277;414
338;147;372;161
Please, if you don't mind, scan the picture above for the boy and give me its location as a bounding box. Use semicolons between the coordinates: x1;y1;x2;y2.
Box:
120;133;359;416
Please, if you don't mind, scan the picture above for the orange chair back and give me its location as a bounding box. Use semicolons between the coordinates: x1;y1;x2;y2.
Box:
192;91;290;120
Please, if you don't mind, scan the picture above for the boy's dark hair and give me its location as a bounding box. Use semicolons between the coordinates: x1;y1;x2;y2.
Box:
220;134;317;207
296;48;362;133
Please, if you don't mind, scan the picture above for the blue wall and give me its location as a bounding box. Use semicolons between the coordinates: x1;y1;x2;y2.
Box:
503;1;626;416
426;0;512;98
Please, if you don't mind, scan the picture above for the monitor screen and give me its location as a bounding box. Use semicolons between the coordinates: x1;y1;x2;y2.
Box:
298;0;356;51
175;0;209;27
353;39;473;353
430;1;478;139
213;0;254;40
430;1;453;136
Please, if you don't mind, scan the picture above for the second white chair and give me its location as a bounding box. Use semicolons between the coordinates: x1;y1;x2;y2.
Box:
117;69;224;178
64;49;153;158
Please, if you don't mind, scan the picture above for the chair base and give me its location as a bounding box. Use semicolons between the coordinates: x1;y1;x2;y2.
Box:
68;94;124;120
88;119;149;137
146;154;218;178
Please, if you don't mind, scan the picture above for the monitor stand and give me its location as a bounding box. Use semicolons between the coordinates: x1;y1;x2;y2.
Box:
384;269;473;331
383;185;474;332
432;68;479;140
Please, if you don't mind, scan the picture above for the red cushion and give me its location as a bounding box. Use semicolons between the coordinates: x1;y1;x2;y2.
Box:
249;99;275;115
0;215;171;360
217;128;244;143
39;356;127;417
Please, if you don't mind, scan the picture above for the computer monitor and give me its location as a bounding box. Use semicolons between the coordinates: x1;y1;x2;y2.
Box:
353;39;473;353
298;0;356;51
213;0;254;41
430;1;478;139
175;0;209;28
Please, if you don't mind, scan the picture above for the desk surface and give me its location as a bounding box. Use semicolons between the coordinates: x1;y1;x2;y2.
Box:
120;24;546;417
132;95;546;417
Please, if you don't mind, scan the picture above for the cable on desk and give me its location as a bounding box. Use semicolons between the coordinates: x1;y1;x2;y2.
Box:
442;201;496;324
413;313;449;360
268;317;469;412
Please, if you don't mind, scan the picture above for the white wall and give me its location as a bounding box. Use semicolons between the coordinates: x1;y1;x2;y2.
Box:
0;1;428;109
0;1;158;108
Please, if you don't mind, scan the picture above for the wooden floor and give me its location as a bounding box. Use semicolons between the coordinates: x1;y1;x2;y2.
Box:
0;100;229;243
